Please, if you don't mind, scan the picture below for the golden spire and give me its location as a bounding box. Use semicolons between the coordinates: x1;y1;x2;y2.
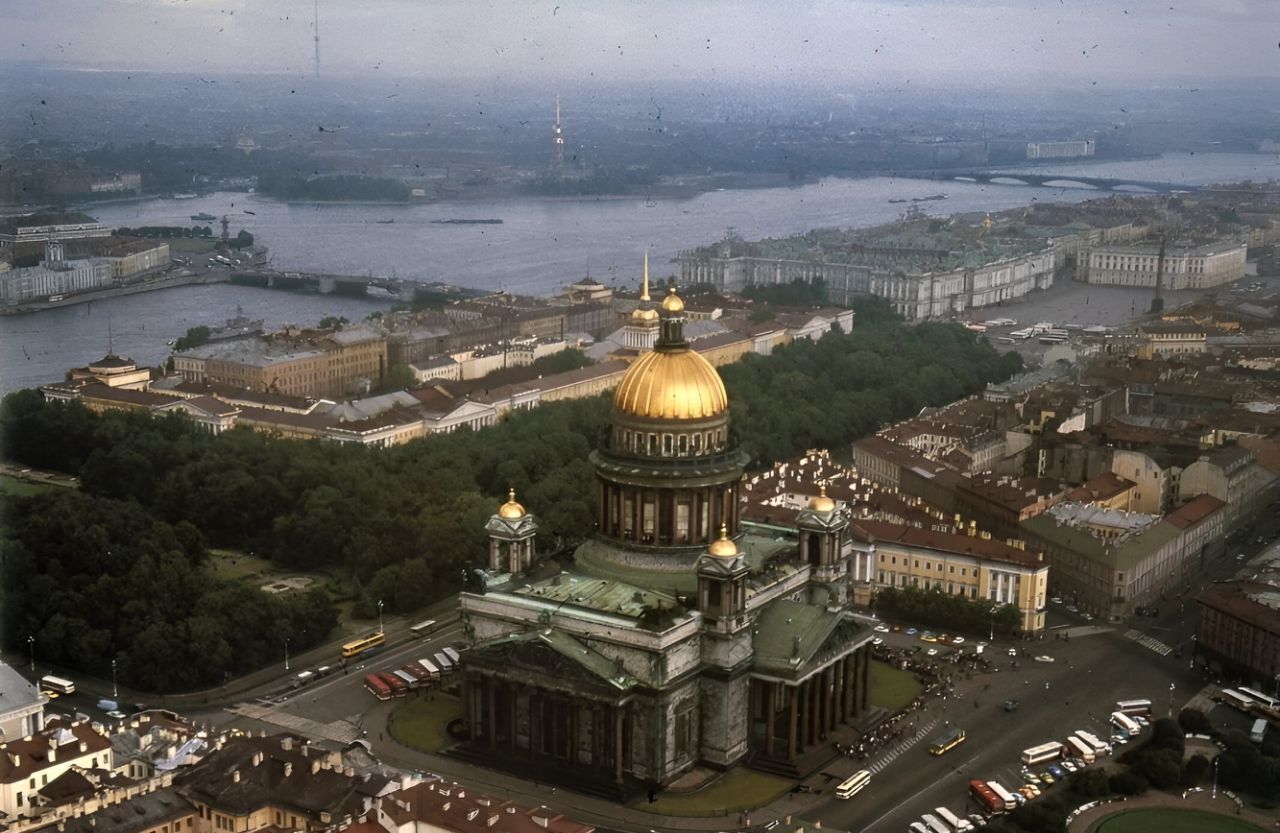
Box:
641;250;651;301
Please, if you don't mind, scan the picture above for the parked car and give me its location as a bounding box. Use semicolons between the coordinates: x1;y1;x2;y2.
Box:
1003;699;1020;713
905;627;919;636
1039;772;1056;786
1034;655;1055;663
872;637;884;646
874;624;890;633
1047;764;1065;779
951;636;966;645
920;631;940;642
926;647;939;657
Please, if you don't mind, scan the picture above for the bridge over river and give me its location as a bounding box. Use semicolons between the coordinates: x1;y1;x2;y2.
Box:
889;169;1199;194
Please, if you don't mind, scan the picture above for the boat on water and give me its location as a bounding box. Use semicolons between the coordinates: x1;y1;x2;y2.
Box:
431;218;503;225
912;194;948;202
375;219;395;224
888;198;908;204
171;193;198;200
190;212;217;222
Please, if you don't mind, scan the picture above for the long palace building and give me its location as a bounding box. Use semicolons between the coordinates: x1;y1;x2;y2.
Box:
457;277;874;797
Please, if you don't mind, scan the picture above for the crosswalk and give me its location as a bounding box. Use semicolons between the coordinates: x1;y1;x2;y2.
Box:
226;702;363;744
1124;629;1173;656
866;718;940;775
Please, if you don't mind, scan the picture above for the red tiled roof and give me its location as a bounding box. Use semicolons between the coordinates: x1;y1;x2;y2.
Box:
1165;494;1227;529
381;781;594;833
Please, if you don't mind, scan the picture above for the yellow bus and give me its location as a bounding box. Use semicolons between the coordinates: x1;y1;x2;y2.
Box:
928;727;966;756
341;632;386;658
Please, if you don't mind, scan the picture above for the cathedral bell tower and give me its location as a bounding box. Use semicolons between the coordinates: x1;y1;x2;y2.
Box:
485;489;537;575
796;484;851;605
694;526;751;767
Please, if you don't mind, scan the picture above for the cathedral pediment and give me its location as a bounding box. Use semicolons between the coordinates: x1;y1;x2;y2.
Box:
466;629;640;696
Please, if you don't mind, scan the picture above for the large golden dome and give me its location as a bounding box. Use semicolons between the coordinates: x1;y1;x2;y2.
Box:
498;488;527;519
614;348;728;420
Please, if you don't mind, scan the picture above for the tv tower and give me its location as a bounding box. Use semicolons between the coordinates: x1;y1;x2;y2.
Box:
552;95;565;166
312;0;321;79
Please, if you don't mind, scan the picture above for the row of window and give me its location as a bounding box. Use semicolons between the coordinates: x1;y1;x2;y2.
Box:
878;572;979;598
878;553;975;577
614;427;725;457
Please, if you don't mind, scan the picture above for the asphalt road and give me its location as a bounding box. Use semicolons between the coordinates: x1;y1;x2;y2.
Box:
811;624;1203;833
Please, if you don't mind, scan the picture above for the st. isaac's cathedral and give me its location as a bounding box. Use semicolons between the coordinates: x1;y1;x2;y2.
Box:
457;272;874;796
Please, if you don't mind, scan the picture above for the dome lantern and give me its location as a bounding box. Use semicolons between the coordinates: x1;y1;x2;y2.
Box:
498;487;527;520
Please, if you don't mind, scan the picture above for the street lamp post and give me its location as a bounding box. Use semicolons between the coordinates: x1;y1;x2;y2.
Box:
378;600;384;635
1168;682;1176;719
1274;673;1279;701
1211;756;1219;799
989;606;998;643
111;658;118;699
284;638;291;672
27;636;34;674
1188;635;1196;671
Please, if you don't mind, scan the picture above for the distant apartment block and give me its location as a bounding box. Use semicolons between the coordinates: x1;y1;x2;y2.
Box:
1082;242;1247;289
1196;580;1280;688
1026;140;1095;160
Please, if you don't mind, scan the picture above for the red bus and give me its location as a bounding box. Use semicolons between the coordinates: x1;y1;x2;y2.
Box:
378;671;408;697
969;780;1004;815
364;674;392;701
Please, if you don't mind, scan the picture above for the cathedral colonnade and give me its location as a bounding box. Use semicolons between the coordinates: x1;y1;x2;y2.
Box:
748;643;872;761
461;671;632;783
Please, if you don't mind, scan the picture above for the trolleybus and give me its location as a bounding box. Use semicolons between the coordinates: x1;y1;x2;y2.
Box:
342;632;386;659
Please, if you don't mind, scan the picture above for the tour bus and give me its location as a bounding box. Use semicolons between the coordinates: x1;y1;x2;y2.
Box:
417;657;442;680
835;769;871;799
987;781;1019;812
1020;741;1064;766
394;669;421;690
434;651;454;673
1066;735;1096;764
935;806;974;832
409;619;438;638
928;727;967;756
1115;699;1153;716
969;780;1005;815
378;671;408;697
1219;689;1255;712
364;673;392;701
996;336;1016;344
39;675;75;696
1008;329;1032;340
341;631;386;659
1238;688;1279;711
1251;719;1268;744
1075;730;1109;757
919;814;949;833
442;646;462;665
1110;711;1141;737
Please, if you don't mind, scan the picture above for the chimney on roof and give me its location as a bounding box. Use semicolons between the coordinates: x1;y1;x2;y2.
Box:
252;752;263;767
281;737;292;752
284;762;293;777
233;770;241;783
968;521;977;537
311;759;321;775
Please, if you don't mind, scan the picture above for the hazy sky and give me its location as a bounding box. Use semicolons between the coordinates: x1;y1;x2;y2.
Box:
2;0;1275;87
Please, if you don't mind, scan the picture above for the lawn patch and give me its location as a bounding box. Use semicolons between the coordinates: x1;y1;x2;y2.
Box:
1095;808;1267;833
868;659;922;711
638;767;792;816
388;694;462;753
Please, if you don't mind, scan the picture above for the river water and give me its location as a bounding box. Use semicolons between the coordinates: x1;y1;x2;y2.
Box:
2;152;1276;394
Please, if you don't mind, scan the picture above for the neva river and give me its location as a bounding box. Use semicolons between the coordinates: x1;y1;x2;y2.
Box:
1;152;1277;394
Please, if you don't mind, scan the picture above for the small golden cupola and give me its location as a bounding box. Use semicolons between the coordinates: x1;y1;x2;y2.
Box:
660;285;684;313
808;483;836;513
707;525;739;559
498;487;527;520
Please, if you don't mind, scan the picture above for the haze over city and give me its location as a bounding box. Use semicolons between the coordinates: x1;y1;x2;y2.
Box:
2;3;1279;833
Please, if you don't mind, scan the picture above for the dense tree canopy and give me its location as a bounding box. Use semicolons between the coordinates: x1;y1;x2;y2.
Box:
1;311;1023;687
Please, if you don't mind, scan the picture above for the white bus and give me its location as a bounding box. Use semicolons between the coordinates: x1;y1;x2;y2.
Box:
1066;735;1095;764
417;657;441;680
1021;741;1065;766
835;769;871;799
1239;688;1279;711
987;781;1018;812
1219;689;1254;712
935;806;974;832
1111;711;1141;737
919;814;950;833
39;675;75;696
1115;699;1153;716
1250;719;1268;744
409;619;438;638
1075;731;1109;756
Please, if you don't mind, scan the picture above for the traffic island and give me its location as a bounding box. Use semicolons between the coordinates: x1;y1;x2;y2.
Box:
388;693;462;753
